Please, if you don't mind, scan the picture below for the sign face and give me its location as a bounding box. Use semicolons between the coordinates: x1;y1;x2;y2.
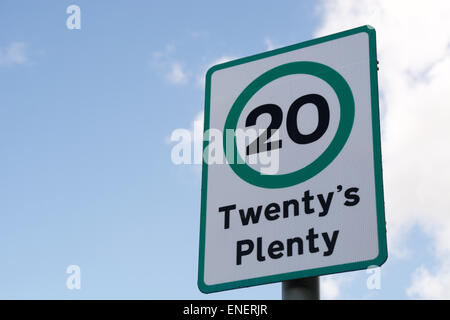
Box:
198;25;387;293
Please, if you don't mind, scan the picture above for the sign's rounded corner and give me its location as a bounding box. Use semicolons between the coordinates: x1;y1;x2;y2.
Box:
371;247;388;268
361;25;376;38
197;276;214;294
205;60;235;84
205;65;219;84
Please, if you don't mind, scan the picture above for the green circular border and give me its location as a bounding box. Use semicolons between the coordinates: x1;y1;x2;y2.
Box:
223;61;355;189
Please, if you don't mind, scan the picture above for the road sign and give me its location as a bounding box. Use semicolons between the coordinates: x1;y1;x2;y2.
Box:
198;25;387;294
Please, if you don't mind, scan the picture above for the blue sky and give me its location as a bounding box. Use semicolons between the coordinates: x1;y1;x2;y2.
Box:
1;0;450;299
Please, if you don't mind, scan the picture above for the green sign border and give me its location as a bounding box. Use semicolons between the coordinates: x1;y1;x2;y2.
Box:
198;25;388;294
223;61;355;188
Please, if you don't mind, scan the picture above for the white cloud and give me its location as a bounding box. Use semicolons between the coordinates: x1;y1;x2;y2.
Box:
407;264;450;299
264;37;277;51
166;63;188;85
0;42;28;66
316;0;450;298
210;56;236;66
150;44;189;85
320;274;354;299
151;44;175;61
321;276;342;299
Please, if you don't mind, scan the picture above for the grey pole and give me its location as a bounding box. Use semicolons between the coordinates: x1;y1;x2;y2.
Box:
282;277;320;300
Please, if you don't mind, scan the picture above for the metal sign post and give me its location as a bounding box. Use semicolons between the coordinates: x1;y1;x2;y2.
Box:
282;277;320;300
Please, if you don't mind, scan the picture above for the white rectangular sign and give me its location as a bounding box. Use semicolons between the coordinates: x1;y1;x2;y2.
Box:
198;25;387;293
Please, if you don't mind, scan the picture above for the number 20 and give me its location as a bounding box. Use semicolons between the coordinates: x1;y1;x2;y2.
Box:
245;94;330;156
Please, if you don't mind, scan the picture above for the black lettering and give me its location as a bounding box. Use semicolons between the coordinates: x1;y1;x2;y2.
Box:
236;239;254;265
287;237;303;256
239;206;263;225
317;192;334;217
268;240;284;259
344;187;360;206
264;203;280;221
256;237;266;262
322;230;339;256
302;190;315;214
283;199;299;218
306;228;319;253
245;104;283;155
286;94;330;144
219;204;236;229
